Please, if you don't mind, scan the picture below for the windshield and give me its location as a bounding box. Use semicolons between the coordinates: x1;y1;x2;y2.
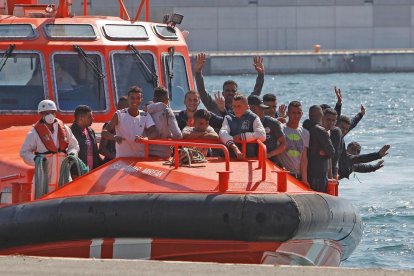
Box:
163;54;189;110
112;52;156;106
53;53;107;111
0;52;45;111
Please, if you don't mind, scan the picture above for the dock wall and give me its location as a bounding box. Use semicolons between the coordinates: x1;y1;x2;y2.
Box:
55;0;414;53
192;50;414;75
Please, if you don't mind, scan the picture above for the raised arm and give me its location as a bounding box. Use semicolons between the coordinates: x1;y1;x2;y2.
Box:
194;53;217;112
353;160;384;173
250;56;265;96
334;87;342;118
348;104;365;132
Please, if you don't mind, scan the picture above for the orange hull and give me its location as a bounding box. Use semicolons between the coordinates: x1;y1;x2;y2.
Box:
0;238;342;266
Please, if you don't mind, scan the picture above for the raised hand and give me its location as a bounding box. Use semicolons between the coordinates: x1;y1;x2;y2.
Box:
253;56;265;75
334;86;342;105
195;53;207;73
379;144;390;157
360;104;366;116
374;160;385;171
214;92;225;113
278;104;287;118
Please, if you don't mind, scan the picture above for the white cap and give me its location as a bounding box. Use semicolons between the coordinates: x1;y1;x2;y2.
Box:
38;100;57;113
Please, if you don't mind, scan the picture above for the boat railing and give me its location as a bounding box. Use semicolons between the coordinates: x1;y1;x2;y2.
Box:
139;139;268;192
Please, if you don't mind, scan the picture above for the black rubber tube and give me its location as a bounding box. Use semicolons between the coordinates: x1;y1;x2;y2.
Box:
0;193;362;260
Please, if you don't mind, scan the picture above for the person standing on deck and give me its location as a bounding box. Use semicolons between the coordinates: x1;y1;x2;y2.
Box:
304;105;335;193
99;96;129;163
219;94;266;160
146;86;182;158
248;95;287;164
339;142;390;179
262;93;287;123
102;86;158;158
175;90;223;131
276;101;310;186
194;53;265;116
20;99;79;197
71;105;102;171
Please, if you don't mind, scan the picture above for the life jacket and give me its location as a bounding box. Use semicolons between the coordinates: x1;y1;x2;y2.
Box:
34;118;69;154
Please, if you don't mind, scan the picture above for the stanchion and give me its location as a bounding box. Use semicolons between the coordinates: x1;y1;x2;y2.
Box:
217;171;232;192
276;170;289;192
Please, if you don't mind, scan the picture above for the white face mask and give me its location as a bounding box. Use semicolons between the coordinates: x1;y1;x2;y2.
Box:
44;113;56;124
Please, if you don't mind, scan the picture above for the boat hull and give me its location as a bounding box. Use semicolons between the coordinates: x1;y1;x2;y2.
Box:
0;193;362;266
0;238;342;266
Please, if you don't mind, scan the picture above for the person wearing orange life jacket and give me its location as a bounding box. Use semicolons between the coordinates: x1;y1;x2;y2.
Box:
20;100;79;196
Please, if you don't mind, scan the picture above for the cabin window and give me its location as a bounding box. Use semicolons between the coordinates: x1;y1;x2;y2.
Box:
162;54;189;110
0;24;36;39
154;26;178;40
0;52;45;111
44;24;97;40
53;53;107;111
103;24;148;40
111;52;157;106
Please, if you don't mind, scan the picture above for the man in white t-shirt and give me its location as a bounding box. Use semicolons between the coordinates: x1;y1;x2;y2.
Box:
276;101;310;186
102;86;158;158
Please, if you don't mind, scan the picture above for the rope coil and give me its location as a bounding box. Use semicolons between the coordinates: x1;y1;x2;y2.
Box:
34;155;89;199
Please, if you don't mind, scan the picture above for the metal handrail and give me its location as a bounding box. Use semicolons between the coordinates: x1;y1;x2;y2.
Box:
139;139;230;171
240;140;267;181
138;139;268;190
256;140;267;181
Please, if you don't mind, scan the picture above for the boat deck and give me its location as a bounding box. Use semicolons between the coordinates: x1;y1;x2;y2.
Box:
43;157;310;200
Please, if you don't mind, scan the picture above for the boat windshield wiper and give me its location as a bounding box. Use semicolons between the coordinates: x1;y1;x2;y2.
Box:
73;45;105;79
128;44;158;87
0;44;16;73
167;47;175;96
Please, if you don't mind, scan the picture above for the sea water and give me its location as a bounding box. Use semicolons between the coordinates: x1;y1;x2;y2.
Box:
205;73;414;270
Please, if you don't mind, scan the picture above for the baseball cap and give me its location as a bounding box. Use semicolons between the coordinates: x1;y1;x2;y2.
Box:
248;95;270;108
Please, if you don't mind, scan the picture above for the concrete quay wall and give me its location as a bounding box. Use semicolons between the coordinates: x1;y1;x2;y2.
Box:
0;256;413;276
192;50;414;75
39;1;414;52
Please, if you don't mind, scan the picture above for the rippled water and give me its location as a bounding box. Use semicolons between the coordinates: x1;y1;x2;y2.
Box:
205;73;414;270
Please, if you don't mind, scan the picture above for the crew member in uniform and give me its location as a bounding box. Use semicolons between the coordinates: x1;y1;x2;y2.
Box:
20;99;79;197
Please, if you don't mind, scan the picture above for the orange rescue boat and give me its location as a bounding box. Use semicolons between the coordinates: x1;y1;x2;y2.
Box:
0;0;362;266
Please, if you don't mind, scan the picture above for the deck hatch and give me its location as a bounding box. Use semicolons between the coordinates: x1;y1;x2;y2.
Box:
103;24;148;40
43;24;97;40
0;24;36;40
